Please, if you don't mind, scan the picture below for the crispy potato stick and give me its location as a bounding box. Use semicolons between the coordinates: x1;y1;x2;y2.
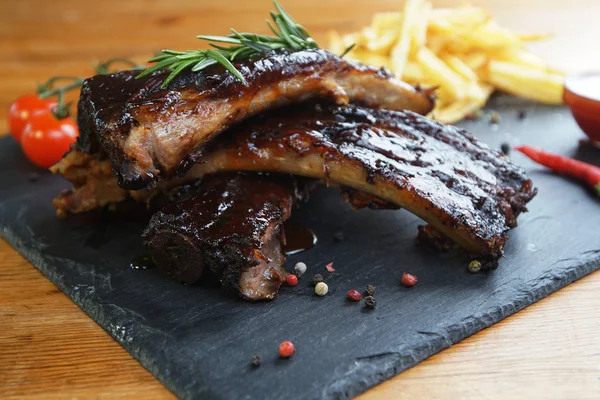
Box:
417;47;466;101
390;0;421;76
517;33;554;42
463;21;522;50
431;7;488;27
442;54;479;81
348;50;392;69
411;1;431;53
494;48;548;71
372;12;402;33
461;52;489;71
326;0;563;122
485;61;564;104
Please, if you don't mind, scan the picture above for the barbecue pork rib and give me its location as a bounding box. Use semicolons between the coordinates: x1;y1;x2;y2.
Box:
74;49;434;190
183;104;536;258
53;102;535;258
143;173;307;300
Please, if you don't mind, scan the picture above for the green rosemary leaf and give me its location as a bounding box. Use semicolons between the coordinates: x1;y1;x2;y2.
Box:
240;39;273;53
137;57;176;79
162;59;198;88
205;50;246;83
137;1;318;85
273;1;303;38
197;35;241;44
340;43;356;58
191;57;218;72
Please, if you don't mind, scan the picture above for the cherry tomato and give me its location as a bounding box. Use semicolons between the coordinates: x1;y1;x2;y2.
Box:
20;112;78;168
8;95;57;142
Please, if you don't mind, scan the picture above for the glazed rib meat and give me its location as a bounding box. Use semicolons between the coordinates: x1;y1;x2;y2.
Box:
75;49;434;190
142;173;307;300
182;103;536;257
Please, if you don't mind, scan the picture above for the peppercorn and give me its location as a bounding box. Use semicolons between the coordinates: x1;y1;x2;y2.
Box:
401;272;418;287
286;274;298;286
489;111;501;124
500;142;511;155
333;230;344;242
315;282;328;296
364;296;377;308
278;341;295;358
293;262;307;277
251;355;261;367
465;109;483;120
517;110;527;120
365;284;376;296
27;172;40;182
347;289;362;301
312;273;324;286
468;260;482;273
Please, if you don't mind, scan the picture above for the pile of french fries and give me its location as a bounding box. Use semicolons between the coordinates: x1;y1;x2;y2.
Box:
328;0;564;123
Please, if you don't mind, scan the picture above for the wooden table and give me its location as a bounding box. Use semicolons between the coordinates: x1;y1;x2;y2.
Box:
1;1;599;398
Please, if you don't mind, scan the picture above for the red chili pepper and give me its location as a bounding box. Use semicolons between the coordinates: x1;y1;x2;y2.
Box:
401;272;418;287
515;145;600;197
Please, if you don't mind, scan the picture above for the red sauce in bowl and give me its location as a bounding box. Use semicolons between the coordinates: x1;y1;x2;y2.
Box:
563;74;600;142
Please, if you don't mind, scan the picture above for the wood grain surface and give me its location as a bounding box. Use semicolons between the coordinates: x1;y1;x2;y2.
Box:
1;0;599;399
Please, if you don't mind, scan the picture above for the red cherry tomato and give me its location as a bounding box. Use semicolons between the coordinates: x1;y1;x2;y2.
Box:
8;95;57;142
20;112;78;168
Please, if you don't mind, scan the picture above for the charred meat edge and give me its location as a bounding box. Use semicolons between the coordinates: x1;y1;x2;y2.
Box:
142;173;307;301
75;49;434;190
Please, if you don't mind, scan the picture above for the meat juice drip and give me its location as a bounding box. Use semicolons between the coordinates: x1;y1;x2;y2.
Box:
130;255;154;270
282;221;317;256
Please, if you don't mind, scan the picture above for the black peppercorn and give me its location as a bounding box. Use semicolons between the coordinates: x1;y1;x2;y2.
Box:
500;142;511;155
517;110;526;120
364;296;377;309
365;284;376;296
312;274;324;286
333;230;344;242
251;355;261;367
27;172;40;182
489;111;501;124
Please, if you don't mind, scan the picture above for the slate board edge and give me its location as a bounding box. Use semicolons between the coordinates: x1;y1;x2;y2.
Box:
3;225;600;400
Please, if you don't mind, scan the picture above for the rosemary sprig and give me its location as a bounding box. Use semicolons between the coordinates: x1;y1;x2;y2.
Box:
36;58;143;119
137;1;319;88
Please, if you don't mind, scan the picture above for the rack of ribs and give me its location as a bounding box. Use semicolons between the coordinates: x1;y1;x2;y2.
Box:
142;173;309;300
73;49;435;190
187;103;537;258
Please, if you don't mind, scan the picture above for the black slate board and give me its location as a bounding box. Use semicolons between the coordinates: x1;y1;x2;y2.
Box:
1;96;599;400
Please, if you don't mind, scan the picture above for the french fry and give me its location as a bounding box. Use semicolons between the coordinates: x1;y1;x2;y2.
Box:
432;98;484;124
348;50;392;69
410;1;431;54
327;31;345;56
416;47;467;101
485;61;564;104
326;0;564;123
494;48;548;71
517;33;554;42
390;0;422;77
430;7;488;27
401;60;425;83
371;12;402;32
365;26;399;55
462;22;522;50
442;54;479;81
461;52;489;71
